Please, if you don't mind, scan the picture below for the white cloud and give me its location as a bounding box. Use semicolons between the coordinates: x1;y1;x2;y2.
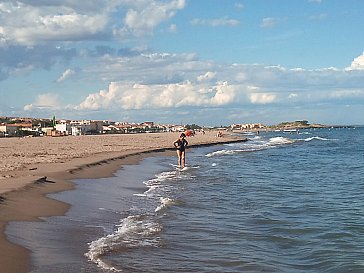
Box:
57;68;75;82
210;81;236;106
0;0;187;82
260;17;279;28
0;2;108;45
85;51;202;83
288;93;298;99
17;14;107;44
0;0;186;45
24;93;60;110
78;51;364;109
346;52;364;71
197;71;217;82
191;17;240;27
249;93;277;104
121;0;185;36
308;0;322;3
78;80;238;110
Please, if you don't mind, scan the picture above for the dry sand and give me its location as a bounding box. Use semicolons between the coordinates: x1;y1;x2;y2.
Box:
0;131;245;273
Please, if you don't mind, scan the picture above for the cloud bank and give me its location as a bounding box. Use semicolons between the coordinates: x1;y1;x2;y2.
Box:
20;51;364;124
0;0;187;81
24;93;61;110
78;80;237;111
68;52;364;114
0;0;185;45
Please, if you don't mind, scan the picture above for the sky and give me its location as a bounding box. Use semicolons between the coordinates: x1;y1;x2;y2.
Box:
1;0;364;126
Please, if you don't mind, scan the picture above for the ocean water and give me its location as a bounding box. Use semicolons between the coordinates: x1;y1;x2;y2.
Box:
7;127;364;272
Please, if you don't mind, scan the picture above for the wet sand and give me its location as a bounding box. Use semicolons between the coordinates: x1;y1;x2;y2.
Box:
0;131;246;273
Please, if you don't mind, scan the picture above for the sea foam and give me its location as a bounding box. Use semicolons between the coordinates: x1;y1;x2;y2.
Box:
85;215;162;272
155;197;177;213
86;164;195;271
268;136;295;145
206;136;294;157
304;136;331;142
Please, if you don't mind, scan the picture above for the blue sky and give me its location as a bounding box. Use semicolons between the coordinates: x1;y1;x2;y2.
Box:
1;0;364;125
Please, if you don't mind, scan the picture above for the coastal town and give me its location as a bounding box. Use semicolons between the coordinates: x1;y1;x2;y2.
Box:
0;116;328;138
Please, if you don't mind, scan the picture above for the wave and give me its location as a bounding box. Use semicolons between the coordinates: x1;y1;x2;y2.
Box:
85;215;162;272
303;136;332;142
206;148;270;157
268;136;295;145
155;197;178;213
86;165;191;271
206;136;294;157
206;149;239;157
206;135;337;158
140;171;177;197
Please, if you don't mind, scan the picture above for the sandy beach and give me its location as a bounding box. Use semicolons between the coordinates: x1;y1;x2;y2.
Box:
0;131;246;273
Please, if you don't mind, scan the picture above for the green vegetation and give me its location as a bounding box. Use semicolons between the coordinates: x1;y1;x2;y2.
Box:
185;124;202;130
0;117;12;124
31;119;53;127
275;120;309;127
0;116;53;127
269;120;327;129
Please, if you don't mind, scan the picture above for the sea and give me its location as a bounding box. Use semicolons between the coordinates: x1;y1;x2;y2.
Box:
6;127;364;273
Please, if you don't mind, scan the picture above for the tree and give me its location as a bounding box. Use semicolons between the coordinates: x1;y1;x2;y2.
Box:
52;116;56;128
185;124;202;130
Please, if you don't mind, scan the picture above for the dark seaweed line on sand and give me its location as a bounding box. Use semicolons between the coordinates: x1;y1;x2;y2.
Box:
0;195;6;203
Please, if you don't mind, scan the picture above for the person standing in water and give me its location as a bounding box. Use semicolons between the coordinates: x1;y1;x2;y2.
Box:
173;133;188;168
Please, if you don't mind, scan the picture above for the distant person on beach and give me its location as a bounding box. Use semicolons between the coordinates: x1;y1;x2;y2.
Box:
173;133;188;168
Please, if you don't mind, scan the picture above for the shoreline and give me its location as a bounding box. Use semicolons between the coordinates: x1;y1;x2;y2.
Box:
0;132;247;273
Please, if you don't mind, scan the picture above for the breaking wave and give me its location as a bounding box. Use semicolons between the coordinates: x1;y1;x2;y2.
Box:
303;136;332;142
85;215;162;272
85;165;195;271
206;136;294;157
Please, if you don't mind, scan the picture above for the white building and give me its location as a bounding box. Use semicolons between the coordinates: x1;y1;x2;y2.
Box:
56;123;72;135
55;120;104;136
71;125;88;136
0;124;18;136
170;125;185;132
0;124;33;136
231;123;265;130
